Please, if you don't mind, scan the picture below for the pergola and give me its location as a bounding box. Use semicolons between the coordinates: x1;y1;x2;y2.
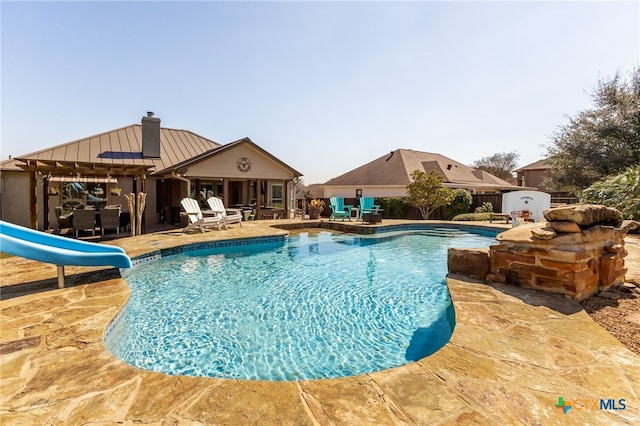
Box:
16;158;154;229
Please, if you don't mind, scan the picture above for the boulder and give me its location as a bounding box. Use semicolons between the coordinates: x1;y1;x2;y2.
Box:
447;247;489;279
531;227;556;240
548;221;582;233
543;204;623;226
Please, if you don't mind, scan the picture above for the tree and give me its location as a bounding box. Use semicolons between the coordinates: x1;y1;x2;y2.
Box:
546;66;640;191
580;165;640;220
406;170;455;219
471;151;520;181
444;189;472;220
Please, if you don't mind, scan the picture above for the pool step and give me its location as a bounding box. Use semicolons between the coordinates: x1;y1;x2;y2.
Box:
413;229;468;238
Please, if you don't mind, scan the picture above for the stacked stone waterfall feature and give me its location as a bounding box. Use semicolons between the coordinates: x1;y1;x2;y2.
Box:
448;204;638;301
487;205;638;300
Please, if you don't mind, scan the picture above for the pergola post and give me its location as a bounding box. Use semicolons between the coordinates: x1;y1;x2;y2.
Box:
29;171;38;229
43;176;49;230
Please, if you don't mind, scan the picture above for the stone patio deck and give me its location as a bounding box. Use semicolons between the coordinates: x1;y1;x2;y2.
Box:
1;220;639;425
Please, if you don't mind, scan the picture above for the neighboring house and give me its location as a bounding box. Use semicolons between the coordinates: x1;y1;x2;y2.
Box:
295;183;324;200
515;158;552;191
322;149;522;198
0;113;302;231
515;158;578;205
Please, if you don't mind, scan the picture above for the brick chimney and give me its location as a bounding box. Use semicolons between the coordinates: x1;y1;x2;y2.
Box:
141;111;161;158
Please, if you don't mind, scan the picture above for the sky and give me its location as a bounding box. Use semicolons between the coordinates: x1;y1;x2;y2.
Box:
1;1;638;185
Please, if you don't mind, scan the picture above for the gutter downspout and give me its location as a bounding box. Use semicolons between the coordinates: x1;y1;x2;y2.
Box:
172;172;191;226
172;172;191;197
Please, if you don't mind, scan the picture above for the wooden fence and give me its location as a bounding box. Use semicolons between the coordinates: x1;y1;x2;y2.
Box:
305;192;577;220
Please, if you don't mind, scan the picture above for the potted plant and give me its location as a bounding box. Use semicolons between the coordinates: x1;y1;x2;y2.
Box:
308;198;325;219
110;186;122;196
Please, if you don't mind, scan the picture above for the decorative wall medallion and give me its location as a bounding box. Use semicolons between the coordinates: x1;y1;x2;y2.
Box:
237;157;252;173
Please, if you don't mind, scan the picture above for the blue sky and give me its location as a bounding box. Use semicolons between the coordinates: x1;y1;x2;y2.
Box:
2;1;638;184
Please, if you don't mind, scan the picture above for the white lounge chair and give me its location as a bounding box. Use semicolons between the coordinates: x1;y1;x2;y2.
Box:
207;197;243;227
180;198;225;233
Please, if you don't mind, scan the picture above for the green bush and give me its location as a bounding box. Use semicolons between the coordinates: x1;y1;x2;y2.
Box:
580;165;640;220
444;189;472;220
452;212;493;221
377;197;409;218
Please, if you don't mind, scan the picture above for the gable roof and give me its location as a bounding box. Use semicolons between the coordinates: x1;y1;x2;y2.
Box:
0;158;24;172
295;183;324;199
324;149;518;189
156;137;302;177
13;124;221;176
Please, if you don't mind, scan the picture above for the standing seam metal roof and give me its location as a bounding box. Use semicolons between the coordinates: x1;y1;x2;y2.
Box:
13;124;221;175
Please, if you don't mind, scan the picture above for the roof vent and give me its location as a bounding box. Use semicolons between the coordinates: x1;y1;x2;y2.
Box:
142;112;161;158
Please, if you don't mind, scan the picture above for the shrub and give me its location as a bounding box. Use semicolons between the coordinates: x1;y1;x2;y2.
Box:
580;165;640;220
474;202;494;214
376;197;409;218
444;189;472;220
452;212;493;221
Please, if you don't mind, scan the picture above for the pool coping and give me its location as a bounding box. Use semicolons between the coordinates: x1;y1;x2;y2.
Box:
1;219;639;424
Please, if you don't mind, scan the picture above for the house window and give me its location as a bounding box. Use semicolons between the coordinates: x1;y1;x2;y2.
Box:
271;183;284;208
192;182;215;208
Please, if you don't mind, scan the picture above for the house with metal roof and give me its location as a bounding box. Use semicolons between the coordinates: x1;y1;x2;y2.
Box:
322;148;521;199
0;113;302;231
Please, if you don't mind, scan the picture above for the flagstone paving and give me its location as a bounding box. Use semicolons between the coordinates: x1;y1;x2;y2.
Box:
1;220;639;425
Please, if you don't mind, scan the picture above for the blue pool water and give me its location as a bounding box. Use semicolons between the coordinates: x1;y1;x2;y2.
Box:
106;228;496;381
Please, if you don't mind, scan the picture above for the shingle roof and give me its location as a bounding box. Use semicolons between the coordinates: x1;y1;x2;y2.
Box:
13;124;221;175
295;183;324;199
324;149;518;189
515;158;551;171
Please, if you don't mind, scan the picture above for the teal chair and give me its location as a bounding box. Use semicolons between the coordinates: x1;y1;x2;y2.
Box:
329;197;352;221
359;197;380;220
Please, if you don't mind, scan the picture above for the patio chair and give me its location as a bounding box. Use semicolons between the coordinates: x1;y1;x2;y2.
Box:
72;208;97;238
207;197;243;228
54;206;72;230
358;197;380;220
100;207;121;236
180;198;225;233
329;197;352;221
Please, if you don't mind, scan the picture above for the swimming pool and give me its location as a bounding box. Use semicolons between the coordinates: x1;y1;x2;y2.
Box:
105;227;496;381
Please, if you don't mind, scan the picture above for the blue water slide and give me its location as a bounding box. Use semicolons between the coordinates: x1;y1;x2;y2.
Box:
0;220;131;288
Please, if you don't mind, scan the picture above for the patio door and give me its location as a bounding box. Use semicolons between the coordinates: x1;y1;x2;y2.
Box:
229;181;243;206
